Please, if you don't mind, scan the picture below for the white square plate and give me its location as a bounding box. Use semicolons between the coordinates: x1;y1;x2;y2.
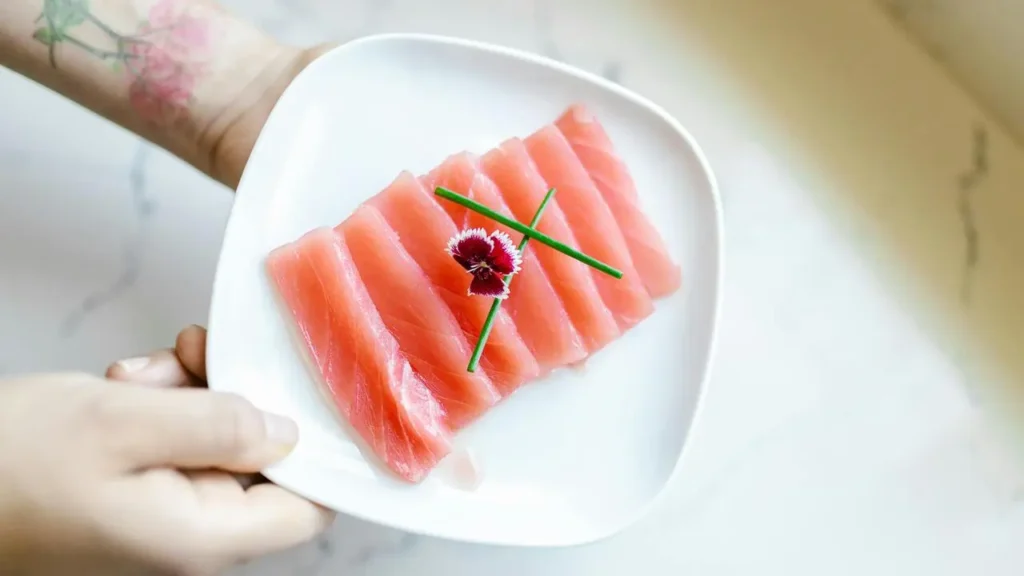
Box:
207;33;723;547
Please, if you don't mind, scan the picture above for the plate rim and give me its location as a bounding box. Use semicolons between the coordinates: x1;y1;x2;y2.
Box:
208;31;725;547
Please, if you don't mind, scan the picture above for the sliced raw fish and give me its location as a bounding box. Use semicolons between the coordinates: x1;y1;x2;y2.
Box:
369;171;541;396
482;138;620;352
266;105;684;483
421;160;473;225
555;104;681;297
524;125;654;330
428;153;588;371
266;228;451;482
340;204;501;429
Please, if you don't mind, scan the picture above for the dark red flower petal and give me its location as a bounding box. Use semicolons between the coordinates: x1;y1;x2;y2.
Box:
446;228;492;271
468;269;510;299
487;231;522;276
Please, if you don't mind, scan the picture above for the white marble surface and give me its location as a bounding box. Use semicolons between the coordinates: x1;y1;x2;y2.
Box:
3;0;1024;574
880;0;1024;145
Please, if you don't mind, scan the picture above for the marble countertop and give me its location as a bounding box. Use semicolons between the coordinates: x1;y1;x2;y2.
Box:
3;0;1024;574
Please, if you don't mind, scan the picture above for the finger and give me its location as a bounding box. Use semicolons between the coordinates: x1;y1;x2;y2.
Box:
234;472;265;490
194;469;266;490
105;349;200;388
207;484;335;560
194;471;265;490
175;325;208;381
101;387;298;472
187;470;246;503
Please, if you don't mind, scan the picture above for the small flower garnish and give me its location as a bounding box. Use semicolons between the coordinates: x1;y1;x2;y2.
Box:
446;228;523;299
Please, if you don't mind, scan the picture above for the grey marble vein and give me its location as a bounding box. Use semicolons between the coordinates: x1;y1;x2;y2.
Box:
529;0;619;84
879;0;947;63
261;534;331;576
315;533;334;556
293;533;335;575
880;0;928;27
956;124;988;305
346;532;420;570
270;531;419;575
61;141;153;336
533;0;561;60
601;61;622;84
365;0;389;27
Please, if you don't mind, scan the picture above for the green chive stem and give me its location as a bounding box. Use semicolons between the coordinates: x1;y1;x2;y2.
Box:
467;188;557;373
434;186;623;279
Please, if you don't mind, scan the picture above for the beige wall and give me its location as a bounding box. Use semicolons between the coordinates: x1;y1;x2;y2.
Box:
880;0;1024;144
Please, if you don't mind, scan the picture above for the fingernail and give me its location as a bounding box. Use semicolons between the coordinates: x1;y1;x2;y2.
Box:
117;356;151;373
263;412;299;447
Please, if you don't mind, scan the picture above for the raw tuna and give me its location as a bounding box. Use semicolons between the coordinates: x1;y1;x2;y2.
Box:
340;205;501;429
555;104;681;297
524;125;654;330
428;153;588;371
266;228;451;482
369;171;541;395
482;138;620;352
266;103;683;483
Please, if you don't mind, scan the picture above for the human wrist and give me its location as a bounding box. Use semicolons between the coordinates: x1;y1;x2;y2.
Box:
0;0;303;191
190;42;313;189
130;3;294;189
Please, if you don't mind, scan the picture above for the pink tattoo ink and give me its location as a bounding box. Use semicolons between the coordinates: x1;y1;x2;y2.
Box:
32;0;215;127
126;0;213;125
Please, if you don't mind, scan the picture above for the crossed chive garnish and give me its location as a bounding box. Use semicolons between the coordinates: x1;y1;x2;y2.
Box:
435;186;622;372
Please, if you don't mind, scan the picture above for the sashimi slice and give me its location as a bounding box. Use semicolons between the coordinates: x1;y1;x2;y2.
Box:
555;104;681;298
266;228;451;482
424;153;588;371
480;139;620;352
368;171;541;395
340;205;501;429
421;160;473;225
524;126;654;330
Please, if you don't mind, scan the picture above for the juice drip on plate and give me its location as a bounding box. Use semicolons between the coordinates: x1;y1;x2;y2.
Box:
569;358;588;374
443;448;483;491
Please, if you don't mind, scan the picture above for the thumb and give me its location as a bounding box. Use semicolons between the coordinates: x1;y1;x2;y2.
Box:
105;348;198;388
102;386;298;472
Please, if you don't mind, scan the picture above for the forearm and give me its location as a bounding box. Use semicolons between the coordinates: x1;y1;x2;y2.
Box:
0;0;297;186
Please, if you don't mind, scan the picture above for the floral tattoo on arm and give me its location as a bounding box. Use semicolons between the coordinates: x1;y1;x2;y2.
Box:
32;0;212;125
